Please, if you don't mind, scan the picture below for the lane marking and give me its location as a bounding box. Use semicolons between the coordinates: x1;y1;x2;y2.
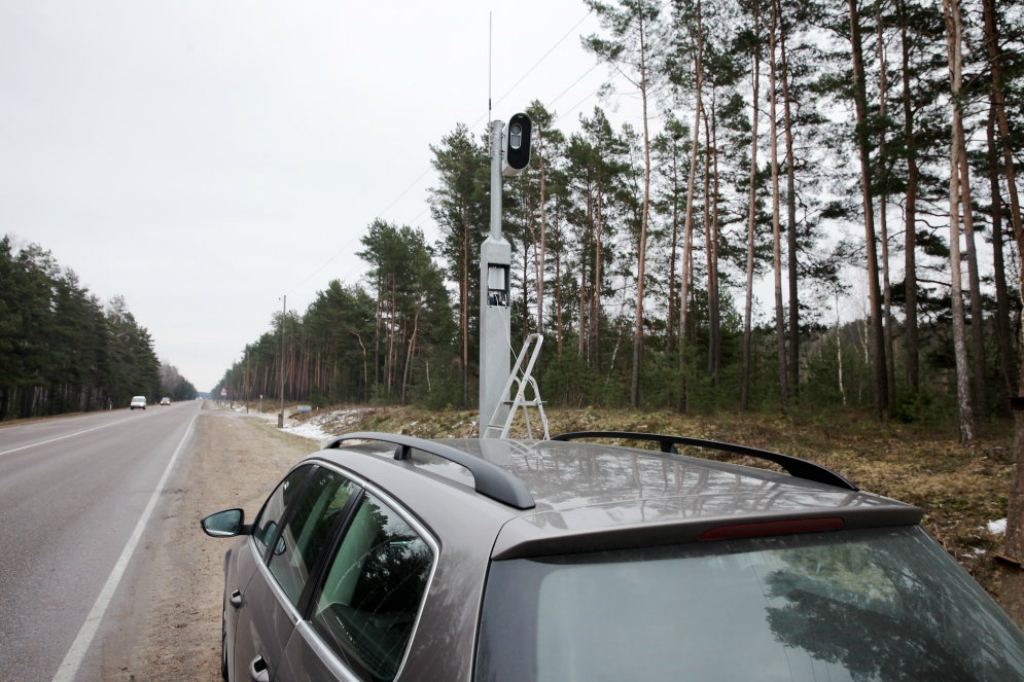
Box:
50;412;199;682
0;420;127;458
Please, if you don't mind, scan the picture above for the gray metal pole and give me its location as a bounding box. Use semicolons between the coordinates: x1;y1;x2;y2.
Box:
479;120;512;436
278;295;286;428
489;119;503;241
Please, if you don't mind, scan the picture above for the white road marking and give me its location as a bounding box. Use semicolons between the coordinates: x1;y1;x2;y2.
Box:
50;413;198;682
0;420;126;458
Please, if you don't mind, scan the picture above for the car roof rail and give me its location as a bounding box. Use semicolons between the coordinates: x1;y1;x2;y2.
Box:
552;431;858;491
327;432;536;510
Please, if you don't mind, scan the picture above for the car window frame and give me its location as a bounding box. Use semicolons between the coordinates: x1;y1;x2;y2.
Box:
303;461;441;682
265;466;361;608
250;464;367;616
250;464;318;564
242;458;441;681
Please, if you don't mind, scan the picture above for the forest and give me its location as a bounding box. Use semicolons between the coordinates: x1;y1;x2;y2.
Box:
215;0;1023;440
0;235;197;420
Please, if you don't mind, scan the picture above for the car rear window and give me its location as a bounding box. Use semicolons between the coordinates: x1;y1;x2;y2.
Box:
475;527;1024;681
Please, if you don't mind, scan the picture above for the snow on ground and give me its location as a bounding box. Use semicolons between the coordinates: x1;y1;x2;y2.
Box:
282;412;343;444
225;403;368;446
989;518;1008;535
281;407;373;446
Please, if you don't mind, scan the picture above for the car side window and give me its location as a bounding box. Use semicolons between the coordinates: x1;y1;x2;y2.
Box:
267;466;356;607
251;464;315;558
311;492;433;682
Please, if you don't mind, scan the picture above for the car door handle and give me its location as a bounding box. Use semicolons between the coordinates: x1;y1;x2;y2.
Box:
230;590;243;608
249;655;270;682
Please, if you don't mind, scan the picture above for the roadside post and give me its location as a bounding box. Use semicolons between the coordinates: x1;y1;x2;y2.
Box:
479;113;531;436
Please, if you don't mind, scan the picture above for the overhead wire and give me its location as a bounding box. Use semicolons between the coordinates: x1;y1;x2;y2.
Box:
286;166;435;297
285;8;602;302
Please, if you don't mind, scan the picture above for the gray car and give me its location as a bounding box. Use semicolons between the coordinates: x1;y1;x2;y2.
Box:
201;430;1024;681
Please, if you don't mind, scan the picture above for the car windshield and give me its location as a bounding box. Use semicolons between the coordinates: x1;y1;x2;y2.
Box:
475;526;1024;682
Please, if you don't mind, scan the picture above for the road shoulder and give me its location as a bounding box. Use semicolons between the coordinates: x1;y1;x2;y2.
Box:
102;407;318;681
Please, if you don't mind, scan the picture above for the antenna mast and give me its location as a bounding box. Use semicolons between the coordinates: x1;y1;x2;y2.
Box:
488;11;492;120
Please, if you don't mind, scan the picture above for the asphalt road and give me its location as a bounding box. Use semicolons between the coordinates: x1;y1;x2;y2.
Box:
0;401;202;682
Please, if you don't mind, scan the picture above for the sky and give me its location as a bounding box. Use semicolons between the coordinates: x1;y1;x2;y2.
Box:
1;1;628;392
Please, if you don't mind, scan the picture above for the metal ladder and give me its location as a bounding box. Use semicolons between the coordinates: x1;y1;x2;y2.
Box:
483;333;550;440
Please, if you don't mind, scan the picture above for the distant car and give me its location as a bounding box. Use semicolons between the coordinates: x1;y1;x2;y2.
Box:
160;397;171;406
202;430;1024;681
130;396;146;410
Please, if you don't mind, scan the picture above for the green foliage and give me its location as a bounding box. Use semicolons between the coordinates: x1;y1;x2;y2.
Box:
0;236;165;420
540;348;606;408
891;392;935;424
161;362;198;402
218;220;458;410
407;350;465;411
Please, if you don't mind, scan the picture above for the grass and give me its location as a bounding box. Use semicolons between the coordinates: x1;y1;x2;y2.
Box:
295;404;1017;601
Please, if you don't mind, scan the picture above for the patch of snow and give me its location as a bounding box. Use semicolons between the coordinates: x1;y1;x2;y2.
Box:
989;518;1007;535
283;421;332;443
281;407;372;445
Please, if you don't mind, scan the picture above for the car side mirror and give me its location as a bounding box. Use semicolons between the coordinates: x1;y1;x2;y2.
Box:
201;508;247;537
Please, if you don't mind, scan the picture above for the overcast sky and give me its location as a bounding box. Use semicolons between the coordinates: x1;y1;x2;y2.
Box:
1;1;631;392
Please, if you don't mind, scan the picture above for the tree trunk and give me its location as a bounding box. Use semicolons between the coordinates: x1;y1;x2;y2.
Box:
522;193;532;344
555;230;564;356
677;9;704;413
592;192;605;371
578;248;587;359
900;9;921;394
960;132;988;422
741;5;761;412
668;142;681;352
876;8;898;406
536;128;548;336
988;101;1015;400
986;0;1024;625
769;0;789;413
579;191;591;359
460;204;471;404
847;0;889;418
386;276;397;394
374;282;382;390
630;7;654;409
351;332;368;402
401;296;421;405
981;0;1024;255
706;101;721;386
944;0;975;444
778;0;799;401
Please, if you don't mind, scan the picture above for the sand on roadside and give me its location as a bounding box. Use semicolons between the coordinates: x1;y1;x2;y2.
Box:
103;403;319;681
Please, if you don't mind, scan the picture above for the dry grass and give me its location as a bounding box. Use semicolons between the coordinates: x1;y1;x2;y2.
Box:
297;404;1016;600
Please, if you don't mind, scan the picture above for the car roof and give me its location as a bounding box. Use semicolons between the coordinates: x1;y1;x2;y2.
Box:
313;432;923;560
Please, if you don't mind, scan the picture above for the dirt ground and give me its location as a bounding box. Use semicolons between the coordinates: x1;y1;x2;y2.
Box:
104;404;320;682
